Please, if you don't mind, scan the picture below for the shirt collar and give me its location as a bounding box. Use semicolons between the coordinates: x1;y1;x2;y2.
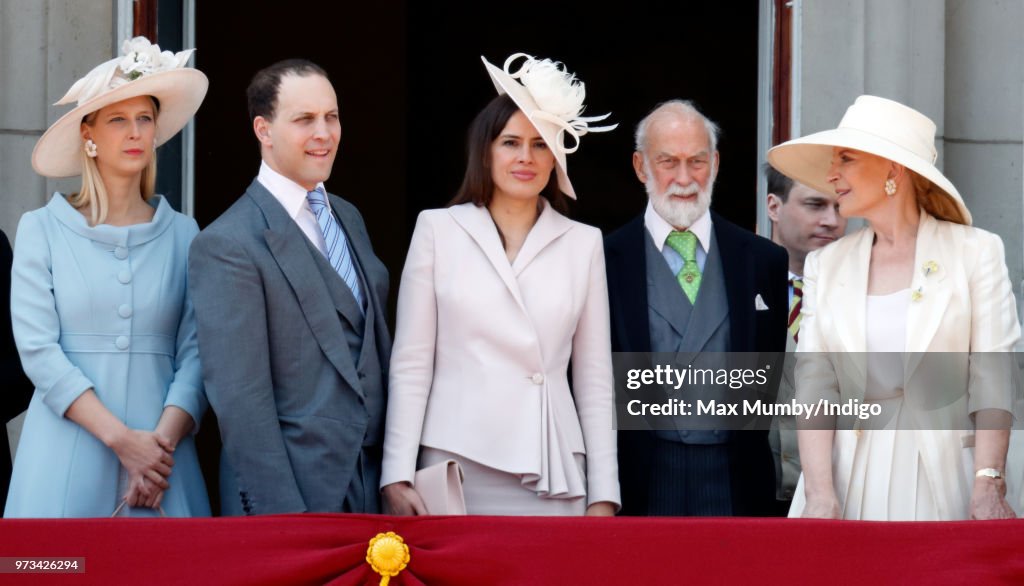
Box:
644;201;713;254
257;160;325;220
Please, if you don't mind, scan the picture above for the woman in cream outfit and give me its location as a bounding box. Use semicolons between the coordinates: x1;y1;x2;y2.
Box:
769;96;1019;520
381;54;619;516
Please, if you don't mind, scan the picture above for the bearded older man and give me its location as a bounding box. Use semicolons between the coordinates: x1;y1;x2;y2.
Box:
605;100;788;516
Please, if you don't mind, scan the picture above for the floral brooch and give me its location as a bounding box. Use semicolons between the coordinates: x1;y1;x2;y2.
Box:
911;260;940;301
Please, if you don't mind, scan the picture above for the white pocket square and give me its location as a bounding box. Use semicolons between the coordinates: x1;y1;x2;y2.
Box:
754;294;769;311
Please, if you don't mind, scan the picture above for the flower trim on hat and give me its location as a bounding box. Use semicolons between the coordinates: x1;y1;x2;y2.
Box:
55;36;195;107
502;53;616;154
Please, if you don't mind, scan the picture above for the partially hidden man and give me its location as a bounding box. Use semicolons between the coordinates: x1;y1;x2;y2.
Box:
764;163;847;515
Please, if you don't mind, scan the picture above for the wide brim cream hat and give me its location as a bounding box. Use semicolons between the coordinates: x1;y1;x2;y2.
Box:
32;36;209;178
767;95;971;225
481;53;616;199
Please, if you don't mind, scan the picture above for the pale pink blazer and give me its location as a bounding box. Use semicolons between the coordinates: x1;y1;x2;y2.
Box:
381;200;620;508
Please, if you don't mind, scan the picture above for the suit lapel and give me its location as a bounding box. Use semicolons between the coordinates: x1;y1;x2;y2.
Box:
511;200;573;276
246;181;365;398
833;227;872;353
448;203;529;315
825;228;872;395
303;236;363;331
711;214;751;351
607;216;652;353
905;213;953;375
328;192;393;378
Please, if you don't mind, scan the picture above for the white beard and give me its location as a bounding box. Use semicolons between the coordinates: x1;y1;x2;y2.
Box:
646;174;714;229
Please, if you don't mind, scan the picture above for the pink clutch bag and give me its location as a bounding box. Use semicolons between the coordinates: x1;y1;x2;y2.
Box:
414;459;466;515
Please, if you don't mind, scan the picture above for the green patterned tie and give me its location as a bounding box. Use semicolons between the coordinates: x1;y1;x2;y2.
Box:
666;231;702;304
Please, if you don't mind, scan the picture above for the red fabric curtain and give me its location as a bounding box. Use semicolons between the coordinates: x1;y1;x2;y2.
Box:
1;515;1022;585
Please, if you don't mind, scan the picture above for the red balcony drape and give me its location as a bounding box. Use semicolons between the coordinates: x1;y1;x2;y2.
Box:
1;515;1022;585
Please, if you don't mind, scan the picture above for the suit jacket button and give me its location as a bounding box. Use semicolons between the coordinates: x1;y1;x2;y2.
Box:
531;373;544;385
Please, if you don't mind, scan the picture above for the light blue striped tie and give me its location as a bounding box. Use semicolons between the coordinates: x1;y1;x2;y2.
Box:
306;187;365;313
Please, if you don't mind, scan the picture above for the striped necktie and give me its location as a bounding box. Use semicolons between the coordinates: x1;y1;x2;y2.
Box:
306;187;365;313
788;277;803;342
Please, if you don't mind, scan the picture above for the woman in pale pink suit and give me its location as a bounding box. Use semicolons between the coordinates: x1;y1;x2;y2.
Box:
381;54;620;516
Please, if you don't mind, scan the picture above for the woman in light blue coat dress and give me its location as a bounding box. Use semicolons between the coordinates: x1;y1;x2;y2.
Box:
5;37;210;517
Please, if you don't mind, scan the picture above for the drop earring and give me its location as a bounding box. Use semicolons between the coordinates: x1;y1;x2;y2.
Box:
84;139;98;158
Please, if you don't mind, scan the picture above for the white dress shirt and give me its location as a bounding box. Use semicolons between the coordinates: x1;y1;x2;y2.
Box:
788;270;800;306
257;161;328;256
643;201;712;274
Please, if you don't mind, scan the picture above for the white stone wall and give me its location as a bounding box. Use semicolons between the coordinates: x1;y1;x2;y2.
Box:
796;0;1024;289
944;0;1024;296
0;0;113;240
797;0;947;171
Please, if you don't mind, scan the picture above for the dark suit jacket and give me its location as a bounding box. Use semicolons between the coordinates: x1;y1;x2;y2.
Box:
605;211;788;516
0;230;34;512
189;180;391;515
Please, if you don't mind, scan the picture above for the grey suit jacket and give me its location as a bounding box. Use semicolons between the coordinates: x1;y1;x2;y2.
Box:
188;179;391;515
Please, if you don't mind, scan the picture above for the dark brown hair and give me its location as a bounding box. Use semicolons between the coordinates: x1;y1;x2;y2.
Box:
764;162;795;202
448;94;568;213
247;59;329;122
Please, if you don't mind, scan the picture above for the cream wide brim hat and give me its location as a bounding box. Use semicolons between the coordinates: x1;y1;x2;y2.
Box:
767;95;971;225
32;42;208;178
481;54;616;200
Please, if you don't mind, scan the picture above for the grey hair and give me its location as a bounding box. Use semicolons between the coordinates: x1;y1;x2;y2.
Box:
634;99;720;156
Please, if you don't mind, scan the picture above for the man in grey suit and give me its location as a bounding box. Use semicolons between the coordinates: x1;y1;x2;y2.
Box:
764;164;846;515
189;60;390;515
